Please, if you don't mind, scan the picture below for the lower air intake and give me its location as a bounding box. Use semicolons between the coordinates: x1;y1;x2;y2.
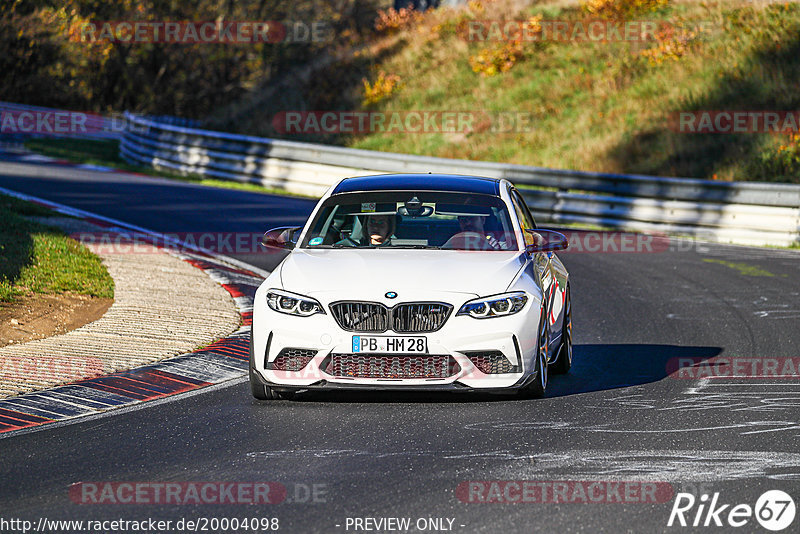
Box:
270;348;317;371
465;351;516;374
326;354;459;379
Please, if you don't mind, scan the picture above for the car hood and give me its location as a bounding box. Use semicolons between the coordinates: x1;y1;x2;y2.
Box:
279;249;527;301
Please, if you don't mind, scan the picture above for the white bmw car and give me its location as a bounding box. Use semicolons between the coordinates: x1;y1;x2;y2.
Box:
249;174;571;399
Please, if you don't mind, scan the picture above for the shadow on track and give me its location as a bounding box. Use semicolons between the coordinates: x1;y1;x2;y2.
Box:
545;343;723;398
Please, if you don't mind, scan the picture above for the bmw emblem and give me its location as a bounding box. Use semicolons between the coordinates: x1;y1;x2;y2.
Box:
385;291;397;299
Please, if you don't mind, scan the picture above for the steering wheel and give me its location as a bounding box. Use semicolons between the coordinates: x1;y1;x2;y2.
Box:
330;223;360;246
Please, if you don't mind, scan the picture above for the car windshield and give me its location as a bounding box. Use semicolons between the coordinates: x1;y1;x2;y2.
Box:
299;191;519;250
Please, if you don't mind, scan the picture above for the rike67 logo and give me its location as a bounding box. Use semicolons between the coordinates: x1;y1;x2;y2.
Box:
668;490;795;531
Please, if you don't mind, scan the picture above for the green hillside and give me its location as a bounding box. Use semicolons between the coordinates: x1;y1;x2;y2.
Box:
212;0;800;182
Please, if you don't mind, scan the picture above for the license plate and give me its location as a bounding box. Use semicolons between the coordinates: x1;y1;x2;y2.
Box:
352;336;428;354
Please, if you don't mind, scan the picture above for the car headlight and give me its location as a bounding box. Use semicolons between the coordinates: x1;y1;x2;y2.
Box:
266;289;325;317
457;292;528;319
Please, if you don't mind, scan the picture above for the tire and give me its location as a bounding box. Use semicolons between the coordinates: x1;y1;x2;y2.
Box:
249;326;290;400
551;285;572;375
250;368;271;400
520;306;549;398
250;362;294;400
251;382;269;400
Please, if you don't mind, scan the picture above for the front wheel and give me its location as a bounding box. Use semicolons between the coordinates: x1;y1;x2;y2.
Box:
551;286;572;375
250;370;273;400
249;366;294;400
249;328;292;400
520;307;549;398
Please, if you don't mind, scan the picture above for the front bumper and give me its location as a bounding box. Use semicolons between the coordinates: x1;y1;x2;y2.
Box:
250;362;539;395
252;291;541;391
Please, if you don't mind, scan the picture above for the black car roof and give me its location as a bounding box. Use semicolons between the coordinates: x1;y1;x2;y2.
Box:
331;174;501;196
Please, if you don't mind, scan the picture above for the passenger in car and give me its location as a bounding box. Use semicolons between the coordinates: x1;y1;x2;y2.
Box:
443;215;504;250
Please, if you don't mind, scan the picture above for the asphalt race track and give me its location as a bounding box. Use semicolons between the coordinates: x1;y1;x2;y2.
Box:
1;154;799;533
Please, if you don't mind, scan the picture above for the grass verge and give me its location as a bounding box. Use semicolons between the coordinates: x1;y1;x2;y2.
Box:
0;193;114;302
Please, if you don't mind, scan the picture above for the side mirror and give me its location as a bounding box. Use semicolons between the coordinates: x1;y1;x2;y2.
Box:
261;226;302;250
525;229;569;254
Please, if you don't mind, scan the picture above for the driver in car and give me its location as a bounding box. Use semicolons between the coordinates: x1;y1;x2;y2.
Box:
364;214;395;246
336;213;396;247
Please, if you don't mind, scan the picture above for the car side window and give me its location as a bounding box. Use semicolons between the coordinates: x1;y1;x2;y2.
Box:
511;189;537;229
509;189;536;246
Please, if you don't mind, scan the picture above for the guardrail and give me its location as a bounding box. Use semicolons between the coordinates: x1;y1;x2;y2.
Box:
121;113;800;247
